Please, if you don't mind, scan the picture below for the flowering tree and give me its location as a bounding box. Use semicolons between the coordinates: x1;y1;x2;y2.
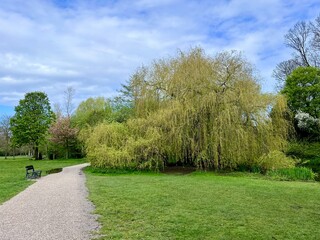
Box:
49;116;78;159
294;111;320;140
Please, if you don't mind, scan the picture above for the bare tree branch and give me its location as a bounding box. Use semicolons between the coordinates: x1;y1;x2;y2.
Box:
0;115;11;158
284;21;311;66
310;15;320;50
274;15;320;91
64;86;75;117
272;59;300;89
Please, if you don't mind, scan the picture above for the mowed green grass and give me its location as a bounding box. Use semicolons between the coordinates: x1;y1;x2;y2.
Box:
85;170;320;240
0;156;86;204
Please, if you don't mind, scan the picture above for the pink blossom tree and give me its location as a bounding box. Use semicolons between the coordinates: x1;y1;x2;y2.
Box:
49;116;77;159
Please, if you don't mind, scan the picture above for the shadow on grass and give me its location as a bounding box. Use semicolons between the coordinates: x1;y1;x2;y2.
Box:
46;168;63;175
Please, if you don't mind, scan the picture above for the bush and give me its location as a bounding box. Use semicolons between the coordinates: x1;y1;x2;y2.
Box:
286;142;320;176
286;142;320;160
267;167;317;181
254;150;295;172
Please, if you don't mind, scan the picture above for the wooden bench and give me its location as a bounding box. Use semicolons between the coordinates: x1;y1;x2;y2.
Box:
25;165;42;179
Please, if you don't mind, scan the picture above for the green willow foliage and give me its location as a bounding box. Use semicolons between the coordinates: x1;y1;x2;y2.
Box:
86;48;290;170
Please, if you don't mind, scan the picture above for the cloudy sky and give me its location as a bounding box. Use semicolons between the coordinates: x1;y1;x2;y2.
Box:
0;0;319;115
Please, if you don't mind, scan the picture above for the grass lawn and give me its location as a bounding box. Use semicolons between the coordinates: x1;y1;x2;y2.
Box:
0;156;86;204
85;169;320;240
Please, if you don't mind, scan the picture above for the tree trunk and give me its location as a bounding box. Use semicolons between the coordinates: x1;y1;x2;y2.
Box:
65;148;69;159
34;146;39;160
65;139;69;159
217;142;222;170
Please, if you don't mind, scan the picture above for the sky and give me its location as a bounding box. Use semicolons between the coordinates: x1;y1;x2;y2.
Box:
0;0;319;116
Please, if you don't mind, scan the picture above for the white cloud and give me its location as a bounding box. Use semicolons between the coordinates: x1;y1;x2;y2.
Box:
0;53;80;77
0;0;319;113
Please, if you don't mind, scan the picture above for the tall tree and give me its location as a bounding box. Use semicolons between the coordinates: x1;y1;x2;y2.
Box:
282;66;320;118
282;66;320;140
10;92;54;160
0;115;11;159
73;97;113;128
86;48;290;171
48;87;78;159
109;96;133;123
274;15;320;89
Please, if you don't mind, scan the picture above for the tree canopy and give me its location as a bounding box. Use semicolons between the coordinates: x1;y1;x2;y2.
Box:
282;66;320;118
85;48;290;171
281;66;320;140
10;92;54;159
73;97;113;128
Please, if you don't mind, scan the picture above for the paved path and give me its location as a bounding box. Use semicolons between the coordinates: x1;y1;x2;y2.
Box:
0;163;99;240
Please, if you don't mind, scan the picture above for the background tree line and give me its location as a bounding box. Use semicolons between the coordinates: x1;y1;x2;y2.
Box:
0;88;131;159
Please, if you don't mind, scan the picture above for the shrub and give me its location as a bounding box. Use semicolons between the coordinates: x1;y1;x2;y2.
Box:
255;150;295;172
267;167;317;181
286;142;305;159
286;142;320;160
236;164;263;173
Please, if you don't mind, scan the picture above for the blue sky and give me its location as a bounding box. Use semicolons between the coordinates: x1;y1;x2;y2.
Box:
0;0;319;116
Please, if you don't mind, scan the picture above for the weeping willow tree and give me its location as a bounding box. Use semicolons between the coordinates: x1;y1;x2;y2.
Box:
86;48;291;170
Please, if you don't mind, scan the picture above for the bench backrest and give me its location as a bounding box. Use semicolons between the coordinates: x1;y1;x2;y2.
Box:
25;165;34;171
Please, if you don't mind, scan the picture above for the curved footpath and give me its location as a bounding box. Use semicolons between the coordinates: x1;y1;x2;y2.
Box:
0;163;100;240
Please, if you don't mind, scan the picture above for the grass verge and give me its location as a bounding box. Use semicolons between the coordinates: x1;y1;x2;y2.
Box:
0;156;86;204
85;168;320;240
